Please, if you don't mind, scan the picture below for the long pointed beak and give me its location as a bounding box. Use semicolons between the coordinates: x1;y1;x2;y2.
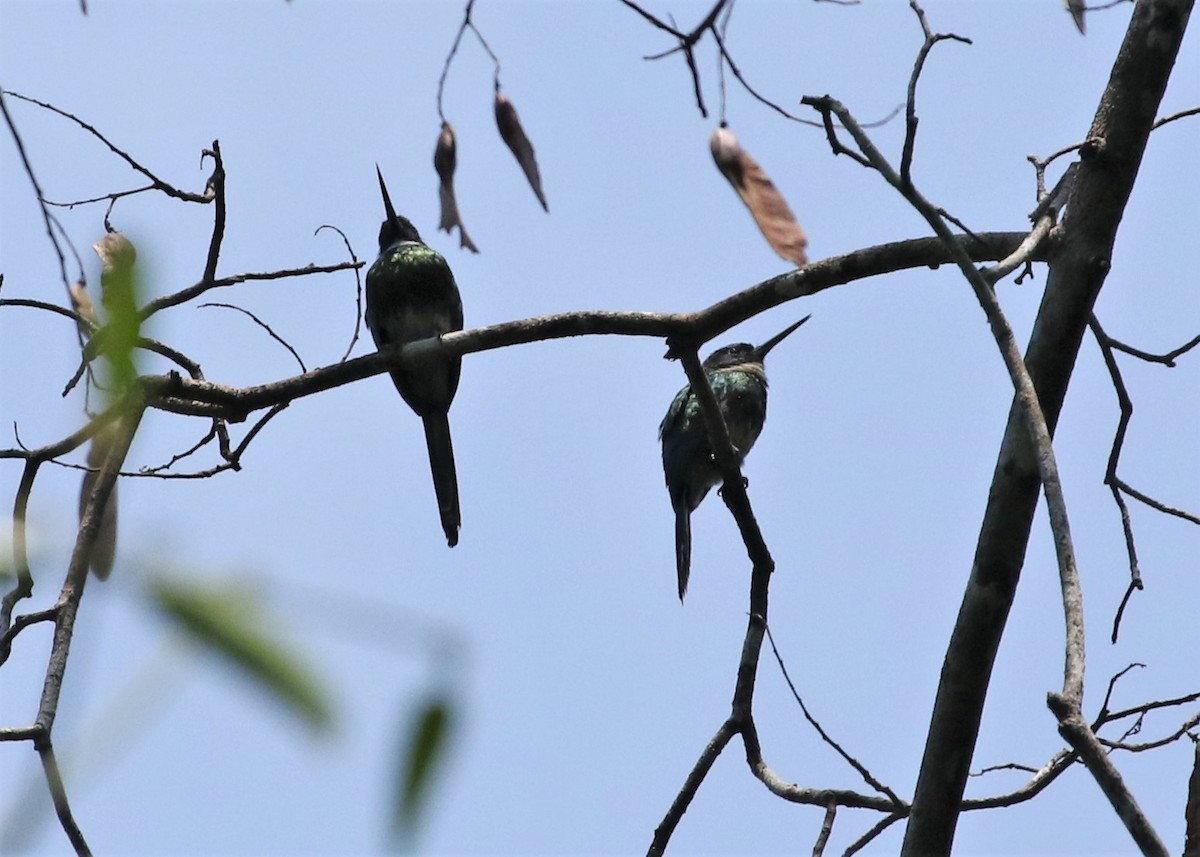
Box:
752;314;811;362
376;164;401;232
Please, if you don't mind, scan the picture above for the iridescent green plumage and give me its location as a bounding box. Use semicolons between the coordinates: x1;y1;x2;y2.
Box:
659;316;810;600
365;168;464;547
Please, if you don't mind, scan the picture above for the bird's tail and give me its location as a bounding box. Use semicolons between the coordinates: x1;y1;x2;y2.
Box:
422;413;461;547
674;503;691;601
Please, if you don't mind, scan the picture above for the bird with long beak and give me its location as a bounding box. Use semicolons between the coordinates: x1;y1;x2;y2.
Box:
659;316;810;600
365;167;464;547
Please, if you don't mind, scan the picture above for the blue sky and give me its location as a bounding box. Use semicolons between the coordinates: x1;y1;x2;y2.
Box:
1;1;1198;855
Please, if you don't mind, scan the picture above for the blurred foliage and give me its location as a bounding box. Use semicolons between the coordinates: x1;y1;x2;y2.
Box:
144;574;335;732
390;692;456;849
92;230;141;399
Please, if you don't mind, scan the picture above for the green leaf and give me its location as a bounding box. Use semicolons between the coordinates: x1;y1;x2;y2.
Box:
391;694;455;846
92;230;142;399
145;575;334;731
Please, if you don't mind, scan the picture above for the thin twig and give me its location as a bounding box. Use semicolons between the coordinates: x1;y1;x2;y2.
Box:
970;761;1040;776
314;224;365;362
199;140;226;286
0;90;71;293
1089;314;1144;640
646;719;738;856
765;624;901;803
1099;711;1200;752
1152;105;1200;130
1107;332;1200;366
0;461;41;640
139;423;220;474
812;800;837;857
199;303;307;373
843;812;904;857
1;91;213;204
1089;314;1200;639
1095;663;1147;721
1101;689;1200;726
900;0;971;186
139;261;362;319
42;183;158;208
437;0;483;121
619;0;731;118
0;608;57;663
36;739;92;856
803;91;1087;708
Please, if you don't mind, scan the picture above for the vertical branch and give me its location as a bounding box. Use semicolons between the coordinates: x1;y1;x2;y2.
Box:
890;0;1193;853
1088;314;1144;641
36;739;92;857
437;0;478;121
37;401;144;736
648;346;779;855
646;720;738;857
804;91;1088;700
675;349;774;712
1185;738;1200;857
0;89;72;294
900;1;971;186
1;460;41;638
199;140;226;287
1047;695;1167;855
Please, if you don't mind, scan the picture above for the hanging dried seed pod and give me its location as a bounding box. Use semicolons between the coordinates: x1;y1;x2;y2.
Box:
1066;0;1086;35
433;121;479;253
711;124;808;268
495;90;548;212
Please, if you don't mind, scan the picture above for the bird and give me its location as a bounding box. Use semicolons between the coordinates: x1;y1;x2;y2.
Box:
365;166;464;547
659;316;810;600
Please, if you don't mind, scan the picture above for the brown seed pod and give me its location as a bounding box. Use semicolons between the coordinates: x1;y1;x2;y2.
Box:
495;91;548;212
710;125;808;268
433;121;478;253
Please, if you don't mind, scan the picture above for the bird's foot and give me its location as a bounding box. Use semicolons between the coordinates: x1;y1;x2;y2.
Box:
716;475;750;499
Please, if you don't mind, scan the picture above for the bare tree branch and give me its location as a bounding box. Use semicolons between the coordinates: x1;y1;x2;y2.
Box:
646;719;737;856
843;812;904;856
900;1;972;186
3;233;1037;428
1;90;215;204
199;303;307;373
36;738;91;857
812;800;836;857
1107;332;1200;367
313;224;365;362
798;1;1193;853
0;90;72;294
1185;739;1200;857
1089;314;1200;642
139;261;361;320
765;624;901;803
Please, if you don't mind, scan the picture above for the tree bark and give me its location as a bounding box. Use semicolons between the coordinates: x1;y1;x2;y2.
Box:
900;2;1194;854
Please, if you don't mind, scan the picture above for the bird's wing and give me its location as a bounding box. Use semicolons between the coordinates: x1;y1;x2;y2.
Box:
658;384;693;441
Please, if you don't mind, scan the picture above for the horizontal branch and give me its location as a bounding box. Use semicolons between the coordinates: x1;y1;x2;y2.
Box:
126;231;1038;422
139;261;363;319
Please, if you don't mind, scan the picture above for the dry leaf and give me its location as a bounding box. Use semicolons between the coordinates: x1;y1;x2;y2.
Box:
710;124;808;268
494;91;548;212
94;230;139;319
1066;0;1086;34
79;423;119;580
93;230;136;278
68;279;100;333
433;122;479;253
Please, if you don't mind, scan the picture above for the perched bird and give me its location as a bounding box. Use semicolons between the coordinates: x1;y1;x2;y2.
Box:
659;316;810;600
365;166;464;547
